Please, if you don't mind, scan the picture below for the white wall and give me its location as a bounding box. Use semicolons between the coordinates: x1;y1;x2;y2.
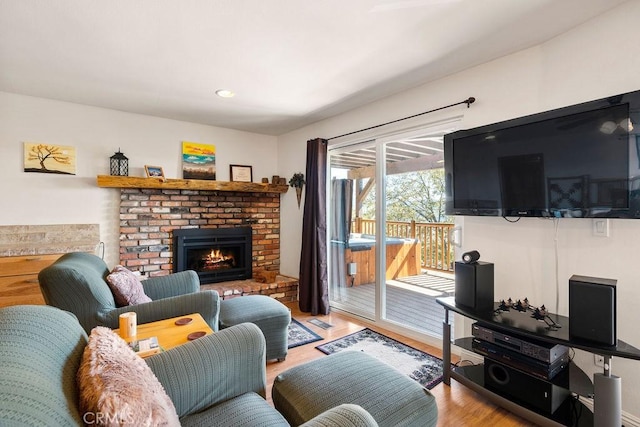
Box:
0;92;279;266
278;1;640;419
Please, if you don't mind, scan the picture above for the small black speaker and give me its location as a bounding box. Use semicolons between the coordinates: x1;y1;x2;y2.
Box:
455;261;494;312
462;250;480;264
569;275;617;346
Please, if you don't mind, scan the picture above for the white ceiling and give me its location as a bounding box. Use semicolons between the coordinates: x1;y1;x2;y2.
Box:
0;0;626;136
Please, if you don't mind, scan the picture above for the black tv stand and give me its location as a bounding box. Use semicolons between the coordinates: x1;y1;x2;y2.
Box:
436;296;640;426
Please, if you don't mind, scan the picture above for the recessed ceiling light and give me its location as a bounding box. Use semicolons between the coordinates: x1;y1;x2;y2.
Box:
216;89;235;98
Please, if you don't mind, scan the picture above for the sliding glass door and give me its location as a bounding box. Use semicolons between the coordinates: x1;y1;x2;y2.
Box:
328;120;459;336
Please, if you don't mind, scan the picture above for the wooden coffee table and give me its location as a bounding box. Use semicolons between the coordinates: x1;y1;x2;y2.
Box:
115;313;214;353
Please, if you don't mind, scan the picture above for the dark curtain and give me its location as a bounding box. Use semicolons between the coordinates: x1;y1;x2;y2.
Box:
299;138;329;315
329;179;353;290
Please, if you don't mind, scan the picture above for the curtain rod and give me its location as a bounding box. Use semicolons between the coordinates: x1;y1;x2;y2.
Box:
327;96;476;141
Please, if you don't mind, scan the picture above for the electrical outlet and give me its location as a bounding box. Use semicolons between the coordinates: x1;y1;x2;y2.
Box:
594;354;605;367
592;218;610;237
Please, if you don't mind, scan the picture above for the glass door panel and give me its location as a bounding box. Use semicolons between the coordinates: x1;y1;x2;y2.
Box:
328;142;377;319
381;132;454;336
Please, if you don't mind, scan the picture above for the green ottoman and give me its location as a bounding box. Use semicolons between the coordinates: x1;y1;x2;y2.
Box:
272;351;438;427
219;295;291;361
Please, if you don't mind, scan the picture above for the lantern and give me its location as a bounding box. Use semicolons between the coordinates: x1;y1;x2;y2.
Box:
110;150;128;176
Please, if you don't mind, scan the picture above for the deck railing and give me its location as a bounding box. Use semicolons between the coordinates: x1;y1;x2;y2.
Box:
352;218;455;272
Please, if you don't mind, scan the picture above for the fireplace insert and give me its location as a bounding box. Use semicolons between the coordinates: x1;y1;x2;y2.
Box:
173;227;252;284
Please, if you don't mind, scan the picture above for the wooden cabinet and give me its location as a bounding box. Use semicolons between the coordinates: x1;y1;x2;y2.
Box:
0;254;61;307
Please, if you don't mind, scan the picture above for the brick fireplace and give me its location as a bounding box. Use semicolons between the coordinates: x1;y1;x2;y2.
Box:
117;187;297;302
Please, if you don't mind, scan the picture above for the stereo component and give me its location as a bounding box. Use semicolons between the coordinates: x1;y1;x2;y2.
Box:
461;250;480;264
569;275;617;346
484;359;570;414
472;338;569;380
454;261;494;312
472;323;569;364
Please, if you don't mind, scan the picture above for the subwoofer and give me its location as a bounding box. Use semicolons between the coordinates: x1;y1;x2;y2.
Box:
569;275;617;346
454;261;494;312
484;359;569;414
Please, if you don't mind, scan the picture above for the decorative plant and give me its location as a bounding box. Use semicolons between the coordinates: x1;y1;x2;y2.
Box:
289;173;305;188
289;173;305;208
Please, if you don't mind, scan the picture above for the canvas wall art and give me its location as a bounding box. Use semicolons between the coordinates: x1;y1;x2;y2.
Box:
182;141;216;180
24;142;76;175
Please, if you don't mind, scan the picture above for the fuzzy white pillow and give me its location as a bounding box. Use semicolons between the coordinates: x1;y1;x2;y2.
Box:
106;265;152;307
77;327;180;427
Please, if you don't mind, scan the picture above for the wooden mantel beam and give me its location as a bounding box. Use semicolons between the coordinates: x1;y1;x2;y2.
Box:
96;175;289;193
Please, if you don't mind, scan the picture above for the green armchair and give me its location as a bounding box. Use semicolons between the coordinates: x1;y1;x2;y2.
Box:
38;252;220;333
0;305;377;427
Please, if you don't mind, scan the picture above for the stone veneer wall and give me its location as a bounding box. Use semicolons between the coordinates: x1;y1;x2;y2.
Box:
118;188;282;278
0;224;99;257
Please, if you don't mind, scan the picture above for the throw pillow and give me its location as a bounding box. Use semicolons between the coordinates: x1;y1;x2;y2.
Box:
77;326;180;427
106;265;152;306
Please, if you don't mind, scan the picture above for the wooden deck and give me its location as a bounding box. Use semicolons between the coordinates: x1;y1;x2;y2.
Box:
331;272;455;337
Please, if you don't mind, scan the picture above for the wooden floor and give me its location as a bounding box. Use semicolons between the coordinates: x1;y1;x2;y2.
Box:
267;301;535;427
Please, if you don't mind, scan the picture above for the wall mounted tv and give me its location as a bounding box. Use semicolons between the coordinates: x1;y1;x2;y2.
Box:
444;90;640;218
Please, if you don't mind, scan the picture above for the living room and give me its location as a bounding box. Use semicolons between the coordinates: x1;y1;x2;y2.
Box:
2;0;640;425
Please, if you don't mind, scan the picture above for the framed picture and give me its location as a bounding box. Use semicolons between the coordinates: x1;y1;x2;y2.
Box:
230;164;253;182
182;141;216;180
24;142;77;175
144;165;165;178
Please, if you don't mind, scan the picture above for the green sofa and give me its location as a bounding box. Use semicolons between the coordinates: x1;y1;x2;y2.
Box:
0;305;377;427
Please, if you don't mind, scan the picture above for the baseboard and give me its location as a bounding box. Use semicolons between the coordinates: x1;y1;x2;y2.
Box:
578;396;640;427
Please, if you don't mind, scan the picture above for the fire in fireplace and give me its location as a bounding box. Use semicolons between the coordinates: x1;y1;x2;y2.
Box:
201;248;235;270
173;227;252;284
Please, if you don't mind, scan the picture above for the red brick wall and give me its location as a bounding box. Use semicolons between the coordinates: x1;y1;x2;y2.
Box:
118;188;281;277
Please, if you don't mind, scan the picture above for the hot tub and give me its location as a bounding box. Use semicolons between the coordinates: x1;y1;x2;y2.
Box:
332;234;421;286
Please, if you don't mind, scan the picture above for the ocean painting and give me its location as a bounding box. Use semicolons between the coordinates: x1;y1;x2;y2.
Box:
182;141;216;180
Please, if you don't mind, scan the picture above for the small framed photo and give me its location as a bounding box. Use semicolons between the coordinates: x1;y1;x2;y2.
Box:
144;165;165;178
230;164;253;182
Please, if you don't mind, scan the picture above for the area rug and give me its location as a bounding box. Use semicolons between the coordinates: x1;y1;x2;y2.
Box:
316;328;444;389
288;318;323;348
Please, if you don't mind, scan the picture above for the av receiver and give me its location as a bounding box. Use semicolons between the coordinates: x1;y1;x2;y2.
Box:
472;323;569;364
472;338;569;380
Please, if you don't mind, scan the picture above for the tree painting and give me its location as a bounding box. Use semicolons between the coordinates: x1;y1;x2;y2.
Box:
24;143;76;175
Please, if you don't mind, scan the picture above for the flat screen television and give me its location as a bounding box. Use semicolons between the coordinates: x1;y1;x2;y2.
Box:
444;90;640;218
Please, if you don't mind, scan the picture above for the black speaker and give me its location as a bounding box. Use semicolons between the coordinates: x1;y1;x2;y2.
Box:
462;250;480;264
569;275;617;346
454;261;494;312
484;359;570;414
